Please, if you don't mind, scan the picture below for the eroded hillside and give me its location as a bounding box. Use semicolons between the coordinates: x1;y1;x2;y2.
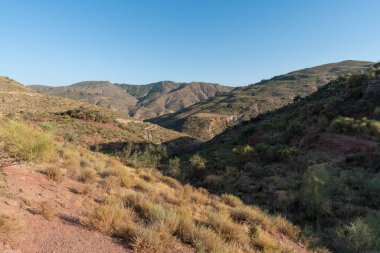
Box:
31;81;233;120
149;60;373;140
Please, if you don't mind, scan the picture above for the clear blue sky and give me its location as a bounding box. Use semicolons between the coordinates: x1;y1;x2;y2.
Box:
0;0;379;86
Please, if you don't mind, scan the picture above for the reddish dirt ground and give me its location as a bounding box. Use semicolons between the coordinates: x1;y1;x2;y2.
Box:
318;133;379;156
0;164;129;253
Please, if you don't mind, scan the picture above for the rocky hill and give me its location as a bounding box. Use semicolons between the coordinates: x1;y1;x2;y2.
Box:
31;81;233;120
149;60;373;140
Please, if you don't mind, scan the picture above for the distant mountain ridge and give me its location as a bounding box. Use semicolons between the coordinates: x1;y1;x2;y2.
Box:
30;81;233;119
148;60;374;140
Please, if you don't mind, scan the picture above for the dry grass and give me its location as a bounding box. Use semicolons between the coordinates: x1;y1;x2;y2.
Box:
205;210;249;244
78;168;97;183
74;184;95;195
39;201;56;221
221;193;243;207
87;203;134;234
0;116;306;252
43;165;64;182
132;223;176;253
0;213;24;241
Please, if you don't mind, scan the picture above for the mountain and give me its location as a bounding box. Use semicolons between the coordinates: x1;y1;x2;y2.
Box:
0;76;199;153
0;77;314;252
171;64;380;252
148;60;374;140
31;81;233;120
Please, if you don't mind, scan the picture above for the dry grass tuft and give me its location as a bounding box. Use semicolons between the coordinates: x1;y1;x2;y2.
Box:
205;210;249;244
39;201;56;221
221;193;243;207
75;184;94;195
132;223;176;253
78;168;97;183
0;213;24;241
87;202;134;234
43;165;64;182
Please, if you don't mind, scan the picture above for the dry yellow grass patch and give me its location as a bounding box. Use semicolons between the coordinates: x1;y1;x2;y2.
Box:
0;213;24;241
39;201;56;221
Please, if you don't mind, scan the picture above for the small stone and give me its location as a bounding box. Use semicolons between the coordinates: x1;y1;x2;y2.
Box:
5;199;19;207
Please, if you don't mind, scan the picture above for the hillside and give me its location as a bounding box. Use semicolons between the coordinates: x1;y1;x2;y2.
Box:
149;60;373;140
31;81;233;120
0;78;314;252
169;64;380;252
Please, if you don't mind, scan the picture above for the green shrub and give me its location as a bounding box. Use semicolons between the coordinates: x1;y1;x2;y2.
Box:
255;143;297;162
365;173;380;206
232;145;254;162
123;143;168;168
336;218;376;252
189;153;206;170
286;121;304;135
41;122;56;131
301;164;332;219
167;156;181;178
329;117;380;138
59;106;115;123
244;162;265;177
0;119;53;161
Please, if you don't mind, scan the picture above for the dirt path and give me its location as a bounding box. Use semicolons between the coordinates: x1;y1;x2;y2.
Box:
0;165;129;253
318;133;379;155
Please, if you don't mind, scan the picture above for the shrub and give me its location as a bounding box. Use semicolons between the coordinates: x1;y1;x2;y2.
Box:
301;164;332;219
59;106;115;123
123;143;168;168
167;156;181;178
365;173;380;206
189;153;207;179
41;122;56;131
336;218;376;252
286;121;304;135
255;143;297;162
244;162;265;177
0;119;53;161
189;153;206;170
232;145;254;162
329;117;380;138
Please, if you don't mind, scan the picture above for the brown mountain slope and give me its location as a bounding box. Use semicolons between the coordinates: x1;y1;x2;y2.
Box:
148;60;374;140
31;81;233;120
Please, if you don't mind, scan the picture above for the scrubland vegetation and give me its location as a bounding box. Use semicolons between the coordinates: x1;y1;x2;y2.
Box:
159;66;379;252
0;116;309;252
116;65;380;252
0;64;379;252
